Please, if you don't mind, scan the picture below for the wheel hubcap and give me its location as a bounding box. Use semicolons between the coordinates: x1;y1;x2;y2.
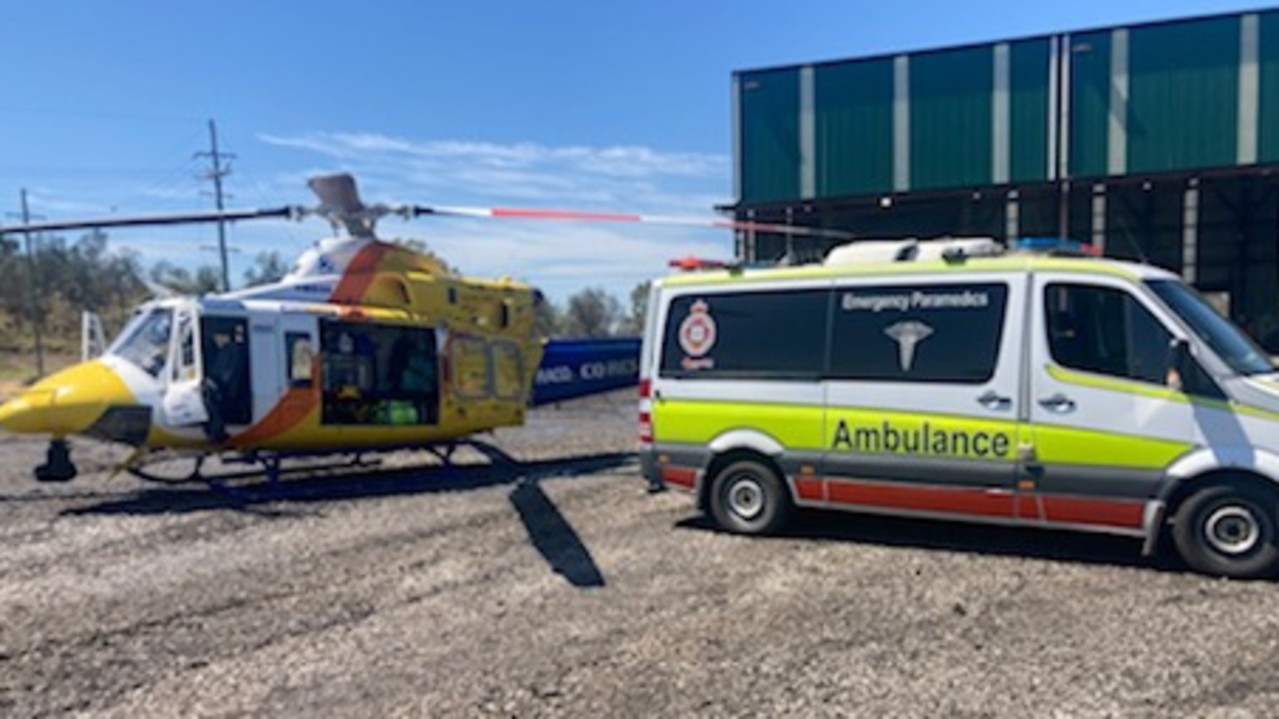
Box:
1204;505;1262;556
727;478;765;520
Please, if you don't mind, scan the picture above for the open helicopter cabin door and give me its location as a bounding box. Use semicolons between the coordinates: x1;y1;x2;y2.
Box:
200;316;252;436
160;304;252;437
161;302;208;426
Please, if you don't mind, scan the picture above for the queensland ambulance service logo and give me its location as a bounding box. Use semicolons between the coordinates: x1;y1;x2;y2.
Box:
679;299;717;370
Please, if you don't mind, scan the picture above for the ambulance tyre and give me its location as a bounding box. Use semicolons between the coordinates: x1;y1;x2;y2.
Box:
709;459;791;535
1172;483;1279;579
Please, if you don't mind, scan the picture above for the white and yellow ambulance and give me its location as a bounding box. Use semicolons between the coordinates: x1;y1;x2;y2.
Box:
638;237;1279;578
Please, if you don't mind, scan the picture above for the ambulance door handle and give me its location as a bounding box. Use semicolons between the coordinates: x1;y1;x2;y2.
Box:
976;390;1012;411
1038;394;1077;414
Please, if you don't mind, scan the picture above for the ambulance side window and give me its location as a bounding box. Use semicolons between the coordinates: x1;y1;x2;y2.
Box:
1045;283;1171;385
828;282;1008;383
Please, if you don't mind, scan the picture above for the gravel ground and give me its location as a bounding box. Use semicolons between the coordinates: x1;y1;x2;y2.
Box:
1;390;1278;718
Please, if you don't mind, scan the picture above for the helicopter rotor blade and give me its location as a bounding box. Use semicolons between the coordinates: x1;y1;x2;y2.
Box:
0;207;300;237
307;173;365;215
307;173;386;237
410;204;856;241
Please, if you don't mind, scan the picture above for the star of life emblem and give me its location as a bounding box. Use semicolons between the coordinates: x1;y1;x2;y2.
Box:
884;320;934;371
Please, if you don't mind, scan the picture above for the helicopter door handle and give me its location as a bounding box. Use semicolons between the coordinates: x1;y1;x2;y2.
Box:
976;390;1012;411
1038;394;1077;414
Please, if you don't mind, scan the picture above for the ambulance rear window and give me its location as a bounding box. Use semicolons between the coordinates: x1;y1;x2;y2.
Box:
659;289;827;379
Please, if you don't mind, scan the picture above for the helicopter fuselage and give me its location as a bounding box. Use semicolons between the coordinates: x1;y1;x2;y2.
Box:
0;236;546;476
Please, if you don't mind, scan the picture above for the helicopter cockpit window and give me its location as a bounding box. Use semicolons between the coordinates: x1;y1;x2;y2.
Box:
171;312;198;384
111;308;173;377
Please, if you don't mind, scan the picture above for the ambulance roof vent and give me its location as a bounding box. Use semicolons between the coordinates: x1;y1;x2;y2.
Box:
823;237;1005;266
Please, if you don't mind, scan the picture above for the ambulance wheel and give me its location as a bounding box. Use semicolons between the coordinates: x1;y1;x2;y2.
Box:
709;459;791;535
1172;484;1279;579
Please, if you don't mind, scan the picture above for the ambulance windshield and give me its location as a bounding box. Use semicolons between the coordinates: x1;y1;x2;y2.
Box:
1147;280;1274;376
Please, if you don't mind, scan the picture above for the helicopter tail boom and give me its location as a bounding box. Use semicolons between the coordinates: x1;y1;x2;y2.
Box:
530;337;640;406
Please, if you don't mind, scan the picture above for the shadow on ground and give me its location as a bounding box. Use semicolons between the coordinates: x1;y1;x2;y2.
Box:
676;507;1198;576
56;446;634;589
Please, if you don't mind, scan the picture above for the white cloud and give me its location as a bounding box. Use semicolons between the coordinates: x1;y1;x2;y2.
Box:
257;131;730;215
247;131;738;302
13;132;740;306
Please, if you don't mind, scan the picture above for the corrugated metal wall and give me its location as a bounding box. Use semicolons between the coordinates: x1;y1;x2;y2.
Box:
1127;16;1239;173
738;69;800;204
1009;38;1050;183
735;9;1278;205
909;46;994;190
1258;11;1279;162
1068;30;1112;179
814;58;894;197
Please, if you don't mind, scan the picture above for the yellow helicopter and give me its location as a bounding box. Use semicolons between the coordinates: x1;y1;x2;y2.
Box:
0;173;825;485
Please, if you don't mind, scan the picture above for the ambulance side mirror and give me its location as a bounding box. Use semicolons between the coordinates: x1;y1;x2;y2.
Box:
1165;338;1190;392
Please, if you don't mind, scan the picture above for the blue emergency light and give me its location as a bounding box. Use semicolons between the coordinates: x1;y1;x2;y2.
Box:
1014;237;1102;256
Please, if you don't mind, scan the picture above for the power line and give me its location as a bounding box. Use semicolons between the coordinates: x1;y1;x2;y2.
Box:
194;119;235;292
5;189;46;376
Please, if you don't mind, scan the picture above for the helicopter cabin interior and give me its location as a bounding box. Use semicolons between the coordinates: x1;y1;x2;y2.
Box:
315;320;441;426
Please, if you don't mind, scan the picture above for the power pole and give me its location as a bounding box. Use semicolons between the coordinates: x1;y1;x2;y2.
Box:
196;119;235;292
7;189;46;376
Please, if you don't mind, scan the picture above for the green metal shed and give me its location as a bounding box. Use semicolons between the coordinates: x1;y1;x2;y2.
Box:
730;8;1279;349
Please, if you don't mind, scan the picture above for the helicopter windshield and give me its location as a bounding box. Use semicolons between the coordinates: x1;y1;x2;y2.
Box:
109;307;174;377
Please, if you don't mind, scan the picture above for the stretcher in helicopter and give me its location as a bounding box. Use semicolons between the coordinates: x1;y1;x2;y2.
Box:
0;173;831;486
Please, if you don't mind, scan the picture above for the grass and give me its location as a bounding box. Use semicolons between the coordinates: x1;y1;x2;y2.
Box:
0;350;79;401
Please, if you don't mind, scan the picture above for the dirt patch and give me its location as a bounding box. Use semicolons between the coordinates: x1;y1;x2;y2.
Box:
1;392;1277;717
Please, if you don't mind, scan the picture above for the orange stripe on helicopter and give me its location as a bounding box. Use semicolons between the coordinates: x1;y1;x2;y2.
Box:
229;387;317;447
229;360;324;447
330;242;393;304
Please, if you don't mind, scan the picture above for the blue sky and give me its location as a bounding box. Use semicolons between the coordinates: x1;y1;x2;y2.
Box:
0;0;1263;302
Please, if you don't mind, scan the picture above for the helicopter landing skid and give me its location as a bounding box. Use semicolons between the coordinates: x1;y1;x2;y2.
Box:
121;440;521;499
125;450;382;490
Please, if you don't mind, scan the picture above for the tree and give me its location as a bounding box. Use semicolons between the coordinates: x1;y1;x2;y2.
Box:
150;261;222;296
0;230;148;356
534;293;563;338
619;280;651;335
242;250;289;287
562;287;622;338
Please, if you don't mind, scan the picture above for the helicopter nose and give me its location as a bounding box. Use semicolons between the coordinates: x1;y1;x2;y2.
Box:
0;360;138;436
